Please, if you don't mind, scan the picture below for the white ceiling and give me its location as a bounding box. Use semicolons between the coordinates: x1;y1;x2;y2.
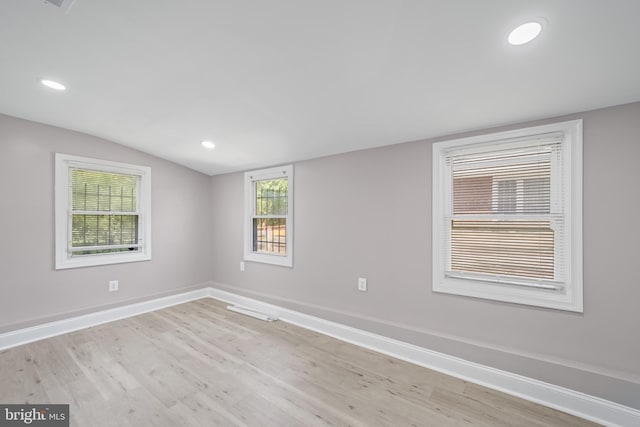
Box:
1;1;639;175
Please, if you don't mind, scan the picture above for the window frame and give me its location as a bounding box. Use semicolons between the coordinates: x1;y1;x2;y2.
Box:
243;165;294;267
432;120;583;312
55;153;152;270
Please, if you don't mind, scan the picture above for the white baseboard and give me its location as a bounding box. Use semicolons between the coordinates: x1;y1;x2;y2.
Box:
207;287;640;427
0;288;210;351
1;286;638;426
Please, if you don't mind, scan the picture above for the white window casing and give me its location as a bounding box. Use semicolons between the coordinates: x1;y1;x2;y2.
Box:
55;153;152;269
244;165;294;267
432;120;583;312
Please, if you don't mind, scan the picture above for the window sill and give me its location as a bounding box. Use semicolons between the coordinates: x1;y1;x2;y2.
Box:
55;252;151;270
433;275;582;312
244;252;292;268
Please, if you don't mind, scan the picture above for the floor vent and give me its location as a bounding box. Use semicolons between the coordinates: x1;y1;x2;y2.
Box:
226;305;278;322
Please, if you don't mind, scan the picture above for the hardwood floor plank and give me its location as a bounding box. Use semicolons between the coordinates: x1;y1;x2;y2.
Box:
0;299;599;426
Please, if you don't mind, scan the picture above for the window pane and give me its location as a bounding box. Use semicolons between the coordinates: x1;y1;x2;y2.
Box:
450;220;554;280
452;148;551;215
255;178;288;215
71;214;139;254
253;218;286;255
497;180;517;213
453;176;493;214
523;177;550;213
71;169;137;212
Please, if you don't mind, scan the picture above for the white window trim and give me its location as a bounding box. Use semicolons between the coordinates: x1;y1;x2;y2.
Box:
244;165;294;267
55;153;152;269
432;120;583;312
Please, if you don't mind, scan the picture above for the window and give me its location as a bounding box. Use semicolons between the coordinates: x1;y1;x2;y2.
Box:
432;120;583;311
244;165;293;267
55;153;151;269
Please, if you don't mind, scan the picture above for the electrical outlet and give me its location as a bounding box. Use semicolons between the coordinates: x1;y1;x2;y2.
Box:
109;280;119;292
240;261;245;272
358;277;367;292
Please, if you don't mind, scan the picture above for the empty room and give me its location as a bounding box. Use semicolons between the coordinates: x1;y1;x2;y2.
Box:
1;0;639;426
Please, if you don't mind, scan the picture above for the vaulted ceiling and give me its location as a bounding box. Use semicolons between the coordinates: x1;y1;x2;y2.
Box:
1;0;639;175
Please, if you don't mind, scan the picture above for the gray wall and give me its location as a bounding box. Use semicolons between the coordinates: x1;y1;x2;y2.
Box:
209;102;640;409
0;114;213;332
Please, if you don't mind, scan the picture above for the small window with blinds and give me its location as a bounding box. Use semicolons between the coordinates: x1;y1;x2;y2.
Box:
432;120;583;312
55;154;152;269
244;165;294;267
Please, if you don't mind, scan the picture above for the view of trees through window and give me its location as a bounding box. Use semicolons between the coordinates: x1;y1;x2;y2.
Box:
71;169;140;255
253;178;288;255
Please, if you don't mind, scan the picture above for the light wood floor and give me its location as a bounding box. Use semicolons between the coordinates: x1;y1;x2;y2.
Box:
0;298;598;426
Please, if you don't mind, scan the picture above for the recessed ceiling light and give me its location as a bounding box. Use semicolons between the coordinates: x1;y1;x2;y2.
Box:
508;21;542;46
201;140;215;149
40;79;66;91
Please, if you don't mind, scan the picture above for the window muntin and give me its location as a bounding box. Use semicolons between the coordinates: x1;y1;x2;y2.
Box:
244;165;293;267
432;120;583;312
55;154;151;269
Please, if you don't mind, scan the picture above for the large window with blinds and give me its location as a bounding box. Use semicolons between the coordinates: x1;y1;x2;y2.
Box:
432;120;583;312
55;154;151;269
244;165;293;267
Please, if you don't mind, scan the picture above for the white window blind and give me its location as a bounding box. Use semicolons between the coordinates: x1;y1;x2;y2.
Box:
445;133;564;289
70;168;141;255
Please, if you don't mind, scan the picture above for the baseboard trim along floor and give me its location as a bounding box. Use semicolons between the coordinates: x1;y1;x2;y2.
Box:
0;288;210;351
0;285;638;426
